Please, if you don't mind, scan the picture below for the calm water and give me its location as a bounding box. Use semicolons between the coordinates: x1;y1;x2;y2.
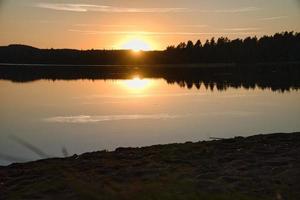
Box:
1;77;300;165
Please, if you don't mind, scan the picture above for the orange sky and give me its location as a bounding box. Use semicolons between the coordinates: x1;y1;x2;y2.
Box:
0;0;299;50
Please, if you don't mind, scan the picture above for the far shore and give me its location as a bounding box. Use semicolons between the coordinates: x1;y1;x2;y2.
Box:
1;61;300;68
1;132;299;200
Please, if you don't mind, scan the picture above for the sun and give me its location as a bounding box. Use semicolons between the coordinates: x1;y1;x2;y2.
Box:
121;38;151;52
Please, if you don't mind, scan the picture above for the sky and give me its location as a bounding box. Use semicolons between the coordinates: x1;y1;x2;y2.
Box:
0;0;299;50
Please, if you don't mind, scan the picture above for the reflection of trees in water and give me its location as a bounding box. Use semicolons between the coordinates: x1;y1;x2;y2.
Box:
166;79;298;92
154;64;300;92
0;63;299;92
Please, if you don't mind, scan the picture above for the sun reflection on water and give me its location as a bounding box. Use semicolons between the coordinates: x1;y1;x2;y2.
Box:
122;76;152;92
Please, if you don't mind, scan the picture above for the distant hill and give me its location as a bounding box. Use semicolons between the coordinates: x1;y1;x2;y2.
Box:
6;44;39;49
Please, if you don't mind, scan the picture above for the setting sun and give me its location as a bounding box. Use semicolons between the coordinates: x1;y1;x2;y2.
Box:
121;38;151;52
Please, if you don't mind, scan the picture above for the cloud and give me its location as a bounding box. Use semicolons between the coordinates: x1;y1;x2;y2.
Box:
177;25;208;28
210;7;261;13
259;16;288;21
35;3;188;13
35;3;260;14
43;114;184;123
204;111;260;117
73;24;209;28
73;24;138;28
223;27;260;31
68;29;260;36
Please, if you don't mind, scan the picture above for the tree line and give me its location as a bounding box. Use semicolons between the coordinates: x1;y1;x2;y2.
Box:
0;31;299;65
164;31;300;63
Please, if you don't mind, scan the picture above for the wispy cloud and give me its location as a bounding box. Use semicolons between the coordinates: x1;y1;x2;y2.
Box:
35;20;62;23
210;7;261;13
68;29;260;36
43;114;184;123
177;24;208;28
35;3;188;13
73;24;138;28
204;111;260;117
73;24;208;28
35;3;260;14
223;27;260;31
259;16;288;21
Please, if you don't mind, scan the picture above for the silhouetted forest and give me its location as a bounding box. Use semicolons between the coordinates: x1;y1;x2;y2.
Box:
165;31;300;63
0;32;299;64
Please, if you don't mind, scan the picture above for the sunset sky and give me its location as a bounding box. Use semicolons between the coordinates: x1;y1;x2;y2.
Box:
0;0;299;50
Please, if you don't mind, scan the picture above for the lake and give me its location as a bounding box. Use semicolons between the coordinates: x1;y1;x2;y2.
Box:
1;72;300;165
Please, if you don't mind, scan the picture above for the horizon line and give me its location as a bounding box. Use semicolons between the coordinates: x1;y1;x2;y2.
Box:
1;30;298;51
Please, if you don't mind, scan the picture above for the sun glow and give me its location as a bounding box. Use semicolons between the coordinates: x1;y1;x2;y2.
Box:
122;76;152;92
121;38;151;52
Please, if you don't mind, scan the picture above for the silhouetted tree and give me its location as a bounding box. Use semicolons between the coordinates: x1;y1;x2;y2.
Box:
176;42;186;49
203;40;210;48
186;40;194;49
194;40;202;48
166;45;176;51
210;37;216;46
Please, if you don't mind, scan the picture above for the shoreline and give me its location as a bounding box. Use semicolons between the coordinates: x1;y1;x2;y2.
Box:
1;132;300;199
1;61;300;68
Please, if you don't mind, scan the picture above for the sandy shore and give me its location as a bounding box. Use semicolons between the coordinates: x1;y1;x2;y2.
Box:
1;132;300;200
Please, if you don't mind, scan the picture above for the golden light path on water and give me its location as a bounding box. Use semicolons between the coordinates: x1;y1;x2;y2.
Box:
120;76;152;93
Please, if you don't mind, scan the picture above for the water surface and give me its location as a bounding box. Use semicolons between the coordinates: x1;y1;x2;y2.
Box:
1;77;300;165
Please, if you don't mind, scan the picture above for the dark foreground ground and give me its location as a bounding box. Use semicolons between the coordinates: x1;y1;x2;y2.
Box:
0;132;300;200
